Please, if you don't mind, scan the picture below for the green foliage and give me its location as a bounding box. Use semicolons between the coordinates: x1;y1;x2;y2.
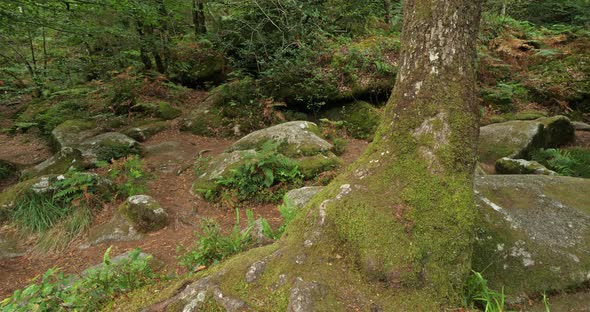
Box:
98;155;149;197
482;83;529;113
0;247;157;312
177;209;252;271
0;160;17;180
332;137;348;156
531;148;590;178
463;271;507;312
216;142;303;203
10;191;73;233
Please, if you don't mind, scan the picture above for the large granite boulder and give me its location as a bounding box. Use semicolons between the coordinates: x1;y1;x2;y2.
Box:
22;147;83;178
51;119;100;149
478;116;575;171
122;120;170;142
83;214;142;248
118;195;169;233
77;132;141;165
227;121;332;157
479;120;544;167
473;175;590;300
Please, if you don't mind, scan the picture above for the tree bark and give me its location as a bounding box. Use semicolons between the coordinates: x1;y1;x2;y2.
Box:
149;0;482;310
192;0;207;35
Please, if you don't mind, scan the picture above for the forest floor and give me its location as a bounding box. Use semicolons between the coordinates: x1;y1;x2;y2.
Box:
0;123;368;298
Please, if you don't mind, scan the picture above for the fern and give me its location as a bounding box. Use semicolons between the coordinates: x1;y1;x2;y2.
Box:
531;148;590;178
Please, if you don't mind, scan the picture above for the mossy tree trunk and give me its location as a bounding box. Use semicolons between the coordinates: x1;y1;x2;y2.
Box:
149;1;482;310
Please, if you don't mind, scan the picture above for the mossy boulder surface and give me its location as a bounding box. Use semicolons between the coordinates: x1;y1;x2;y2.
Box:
22;147;83;178
473;175;590;300
51;119;100;150
118;195;169;233
478;120;544;167
84;213;142;248
321;101;382;140
538;115;575;147
284;186;324;209
180;90;225;136
78;132;141;165
227;121;332;157
123;120;170;142
192;150;257;199
495;157;556;175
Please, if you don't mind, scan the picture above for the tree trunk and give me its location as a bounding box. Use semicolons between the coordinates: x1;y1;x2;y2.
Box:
192;0;207;35
149;0;482;310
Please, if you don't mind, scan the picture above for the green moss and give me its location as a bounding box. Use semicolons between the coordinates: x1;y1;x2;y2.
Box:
95;139;141;162
157;102;182;120
297;153;343;179
0;160;18;182
539;115;575;147
321;101;381;140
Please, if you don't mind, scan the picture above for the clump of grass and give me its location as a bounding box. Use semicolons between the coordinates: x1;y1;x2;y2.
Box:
531;148;590;178
11;192;73;233
463;271;507;312
177;209;253;271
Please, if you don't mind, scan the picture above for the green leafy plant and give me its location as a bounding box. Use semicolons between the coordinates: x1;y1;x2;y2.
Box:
531;148;590;178
0;247;157;312
463;271;508;312
177;209;253;271
255;195;301;240
216;142;303;203
10;192;73;233
98;155;149;197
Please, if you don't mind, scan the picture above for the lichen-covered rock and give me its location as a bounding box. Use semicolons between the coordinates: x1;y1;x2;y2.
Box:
227;121;332;157
321;101;381;140
572;121;590;131
118;195;169;233
51;119;100;149
180;91;225;136
478;120;544;167
284;186;324;209
473;175;590;300
78;132;141;165
123;121;170;142
192;150;257;199
495;157;557;175
83;214;142;248
22;147;83;177
539;115;575;147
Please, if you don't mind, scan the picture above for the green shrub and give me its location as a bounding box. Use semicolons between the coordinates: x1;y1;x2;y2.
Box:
531;148;590;178
0;247;157;312
177;209;252;271
216;142;303;203
481;83;529;113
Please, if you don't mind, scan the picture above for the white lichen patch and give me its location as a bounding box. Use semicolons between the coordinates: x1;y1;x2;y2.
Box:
129;195;151;205
510;240;535;267
412;112;450;173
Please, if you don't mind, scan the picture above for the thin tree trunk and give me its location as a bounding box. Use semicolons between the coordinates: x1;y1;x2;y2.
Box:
42;27;47;72
192;0;207;35
384;0;393;24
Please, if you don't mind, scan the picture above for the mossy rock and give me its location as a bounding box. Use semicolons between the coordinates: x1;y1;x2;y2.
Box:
192;150;257;200
84;213;142;247
478;120;544;168
51;119;99;150
22;147;84;178
284;186;324;209
0;160;19;183
157;102;181;120
538;115;575;147
118;195;169;233
180;91;225;136
298;153;343;179
473;175;590;300
78;132;141;165
227;121;332;157
321;101;381;140
495;157;557;175
123;120;170;142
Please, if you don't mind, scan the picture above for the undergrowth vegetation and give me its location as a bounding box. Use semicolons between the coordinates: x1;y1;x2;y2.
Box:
0;247;158;312
531;148;590;178
214;142;303;205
